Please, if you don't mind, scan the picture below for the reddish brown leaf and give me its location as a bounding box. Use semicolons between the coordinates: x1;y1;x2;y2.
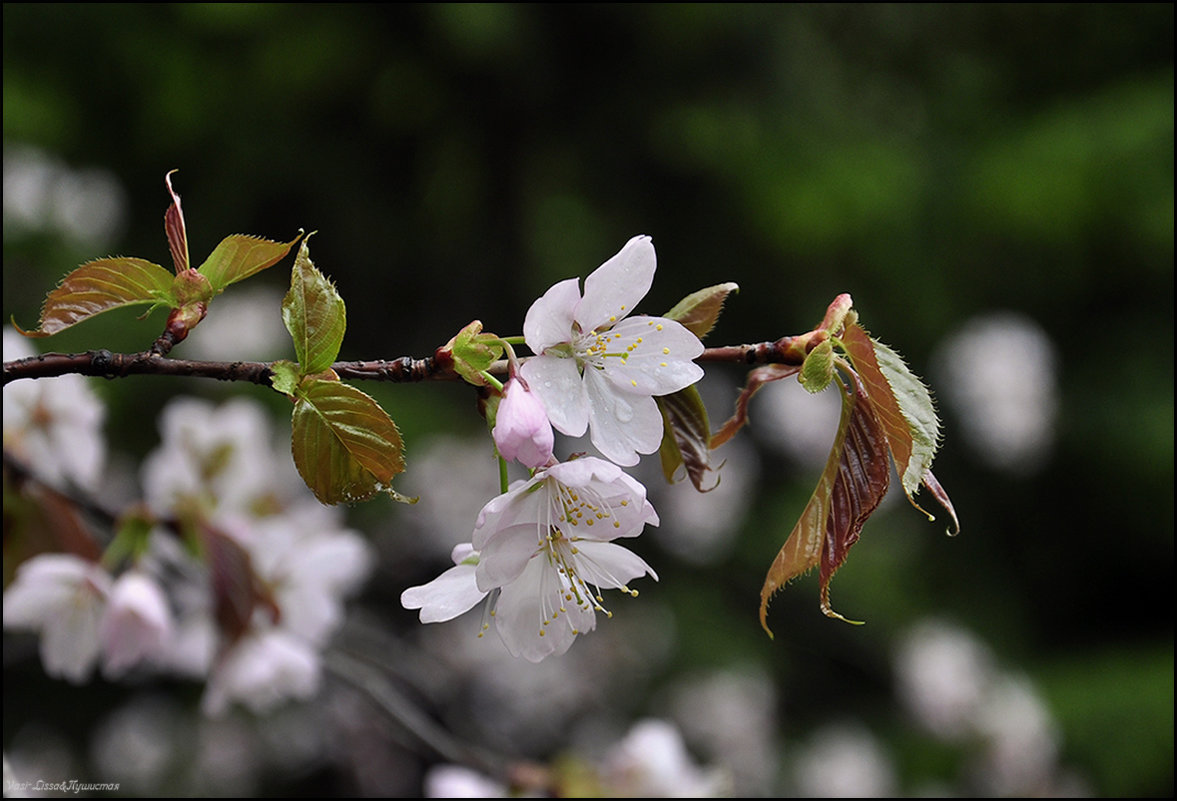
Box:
198;522;277;648
711;363;800;448
816;372;891;621
164;170;189;274
759;370;891;634
656;385;719;491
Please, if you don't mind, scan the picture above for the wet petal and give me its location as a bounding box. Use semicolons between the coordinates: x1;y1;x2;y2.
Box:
520;354;590;436
523;277;581;354
576;235;656;333
584;369;665;466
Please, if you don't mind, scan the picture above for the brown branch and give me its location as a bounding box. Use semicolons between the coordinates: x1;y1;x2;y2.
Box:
3;336;813;386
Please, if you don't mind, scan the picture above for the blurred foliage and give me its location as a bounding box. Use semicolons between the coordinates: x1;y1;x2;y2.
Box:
4;3;1173;796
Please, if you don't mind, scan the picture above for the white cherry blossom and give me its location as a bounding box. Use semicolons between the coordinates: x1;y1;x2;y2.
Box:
3;327;106;491
3;553;112;683
402;457;659;662
519;236;704;466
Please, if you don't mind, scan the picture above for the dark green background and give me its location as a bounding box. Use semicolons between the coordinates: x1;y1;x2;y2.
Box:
4;4;1172;796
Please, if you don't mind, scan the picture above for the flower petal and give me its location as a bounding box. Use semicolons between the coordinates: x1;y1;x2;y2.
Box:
520;354;590;437
523;277;581;354
475;522;543;591
576;236;656;333
492;556;595;662
583;369;666;466
569;539;659;589
401;563;487;624
600;317;704;396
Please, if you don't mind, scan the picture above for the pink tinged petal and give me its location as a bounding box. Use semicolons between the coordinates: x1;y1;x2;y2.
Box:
474;522;544;591
492;556;595;663
400;563;487;624
493;379;555;468
523;277;582;353
101;571;173;678
519;355;590;437
600;317;705;396
583;369;666;466
576;236;657;333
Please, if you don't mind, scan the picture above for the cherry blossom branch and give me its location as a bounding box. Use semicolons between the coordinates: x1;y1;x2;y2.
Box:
2;336;810;386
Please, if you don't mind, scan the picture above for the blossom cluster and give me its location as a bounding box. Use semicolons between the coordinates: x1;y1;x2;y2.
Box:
403;236;705;661
2;357;372;716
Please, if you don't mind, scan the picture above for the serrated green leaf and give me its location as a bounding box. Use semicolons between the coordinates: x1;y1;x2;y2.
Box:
291;378;406;505
656;385;718;491
269;360;302;397
15;257;176;337
799;338;835;393
842;323;940;510
663;282;740;340
282;237;346;375
198;233;300;293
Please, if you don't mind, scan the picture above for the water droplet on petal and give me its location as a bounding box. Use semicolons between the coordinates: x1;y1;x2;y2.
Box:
614;396;634;423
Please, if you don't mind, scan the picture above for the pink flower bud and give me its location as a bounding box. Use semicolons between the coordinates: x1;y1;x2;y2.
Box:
493;378;555;468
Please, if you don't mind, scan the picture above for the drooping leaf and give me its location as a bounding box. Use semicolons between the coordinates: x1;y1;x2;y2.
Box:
198;233;300;294
198;521;277;648
281;237;346;375
711;363;801;448
663;282;740;340
15;257;176;337
656;384;719;491
842;322;957;532
759;369;892;635
290;378;408;505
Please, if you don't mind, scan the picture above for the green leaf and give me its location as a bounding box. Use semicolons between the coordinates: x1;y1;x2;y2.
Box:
799;338;836;393
656;385;719;491
663;282;740;340
269;359;302;397
759;370;891;635
290;378;407;505
842;322;958;533
198;233;300;293
443;320;504;387
15;257;176;337
281;236;346;375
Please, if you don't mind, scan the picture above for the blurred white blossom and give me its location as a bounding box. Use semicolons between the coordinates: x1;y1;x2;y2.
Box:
4;327;106;491
3;553;112;683
894;618;996;739
100;569;174;679
139;396;374;716
202;628;321;717
792;722;897;798
3;146;126;247
932;312;1058;474
600;718;731;797
424;764;507;798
